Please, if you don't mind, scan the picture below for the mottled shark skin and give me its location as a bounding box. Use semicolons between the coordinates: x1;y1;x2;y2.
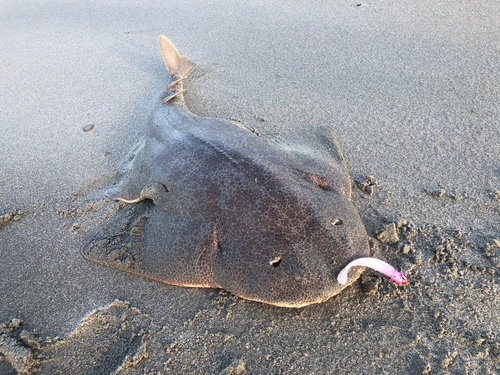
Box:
82;36;370;308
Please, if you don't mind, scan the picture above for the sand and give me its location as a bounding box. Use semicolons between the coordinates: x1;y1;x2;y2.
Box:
1;0;499;373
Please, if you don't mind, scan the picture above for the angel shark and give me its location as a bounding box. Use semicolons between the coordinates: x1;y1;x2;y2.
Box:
82;36;406;308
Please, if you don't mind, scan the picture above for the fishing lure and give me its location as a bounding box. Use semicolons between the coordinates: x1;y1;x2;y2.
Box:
337;258;408;286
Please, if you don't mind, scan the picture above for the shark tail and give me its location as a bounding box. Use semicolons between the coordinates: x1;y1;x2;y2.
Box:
159;35;197;84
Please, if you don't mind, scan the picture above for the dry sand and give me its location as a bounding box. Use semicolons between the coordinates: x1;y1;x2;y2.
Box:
1;0;499;374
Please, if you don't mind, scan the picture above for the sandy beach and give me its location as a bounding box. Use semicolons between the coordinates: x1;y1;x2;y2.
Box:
1;0;499;373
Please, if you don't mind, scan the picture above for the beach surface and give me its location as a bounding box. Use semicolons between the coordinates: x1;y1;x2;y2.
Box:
1;0;499;373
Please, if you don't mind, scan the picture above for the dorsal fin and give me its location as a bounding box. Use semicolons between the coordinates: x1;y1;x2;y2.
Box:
159;35;197;79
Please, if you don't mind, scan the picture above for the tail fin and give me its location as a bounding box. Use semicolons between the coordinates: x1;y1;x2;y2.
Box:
159;35;197;80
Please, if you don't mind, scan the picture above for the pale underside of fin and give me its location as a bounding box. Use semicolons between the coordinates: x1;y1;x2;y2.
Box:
158;35;197;103
159;35;198;80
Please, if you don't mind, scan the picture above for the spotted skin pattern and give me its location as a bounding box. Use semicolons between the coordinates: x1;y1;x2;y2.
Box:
82;36;370;308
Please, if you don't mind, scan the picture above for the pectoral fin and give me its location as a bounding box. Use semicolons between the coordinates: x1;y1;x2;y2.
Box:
82;202;219;288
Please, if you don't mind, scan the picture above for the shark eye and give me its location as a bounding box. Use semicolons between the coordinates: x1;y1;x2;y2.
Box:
269;256;282;268
331;219;343;226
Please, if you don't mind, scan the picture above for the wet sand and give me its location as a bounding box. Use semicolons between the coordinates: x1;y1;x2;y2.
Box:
1;0;499;374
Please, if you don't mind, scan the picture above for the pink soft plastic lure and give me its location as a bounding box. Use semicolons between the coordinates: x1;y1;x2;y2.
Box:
337;257;408;286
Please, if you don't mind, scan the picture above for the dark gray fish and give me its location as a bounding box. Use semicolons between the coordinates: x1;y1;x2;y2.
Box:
82;36;371;308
